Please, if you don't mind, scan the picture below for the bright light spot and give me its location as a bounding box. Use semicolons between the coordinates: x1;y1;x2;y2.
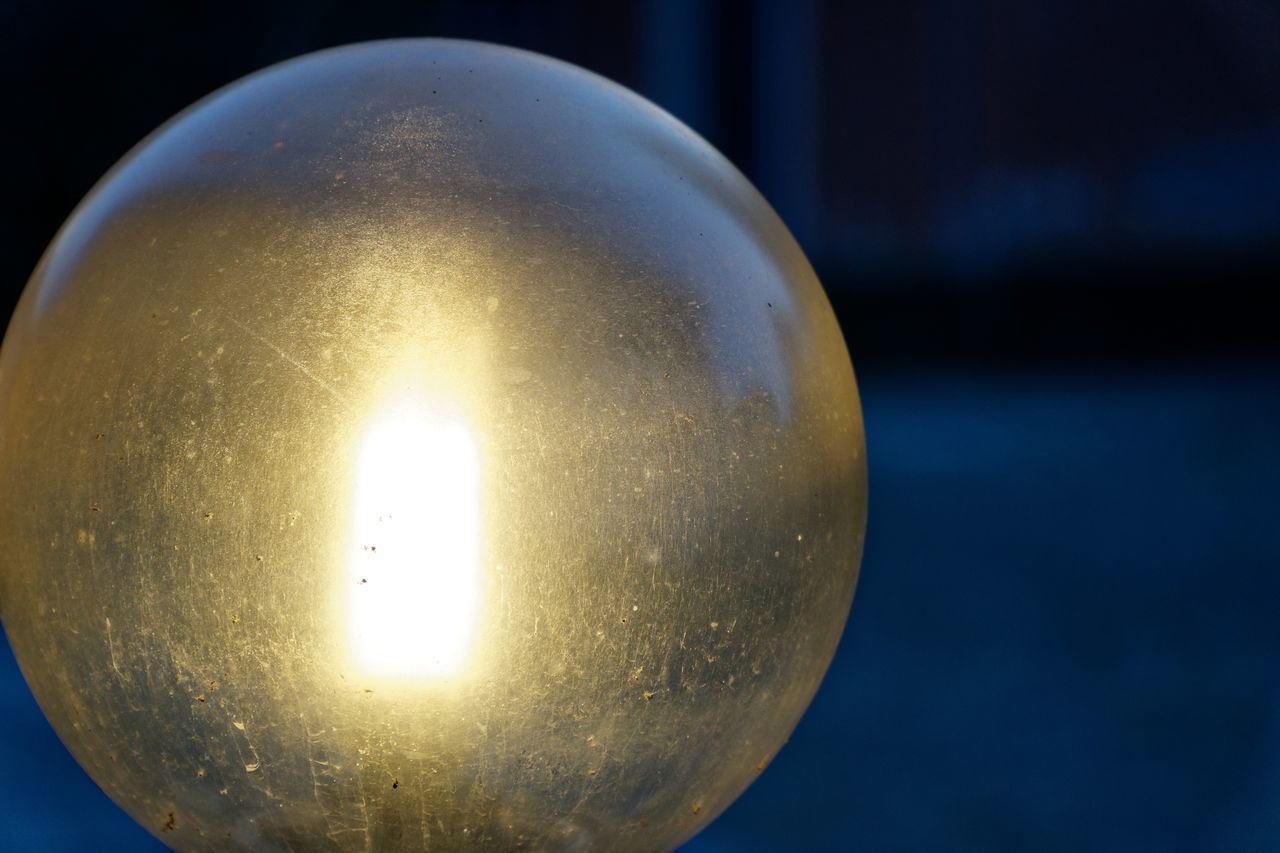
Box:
349;406;480;679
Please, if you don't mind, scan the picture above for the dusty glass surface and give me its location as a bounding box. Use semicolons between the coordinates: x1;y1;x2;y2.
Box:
0;40;866;852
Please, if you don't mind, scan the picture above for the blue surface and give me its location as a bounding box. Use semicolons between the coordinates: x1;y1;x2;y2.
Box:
690;361;1280;851
3;361;1278;850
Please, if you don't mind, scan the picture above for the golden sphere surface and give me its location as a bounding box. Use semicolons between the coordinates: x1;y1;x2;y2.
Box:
0;40;866;852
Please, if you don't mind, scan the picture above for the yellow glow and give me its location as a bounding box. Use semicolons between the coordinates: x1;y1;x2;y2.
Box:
348;403;481;680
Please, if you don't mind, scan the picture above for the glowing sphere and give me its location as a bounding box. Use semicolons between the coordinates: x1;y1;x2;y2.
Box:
0;40;865;851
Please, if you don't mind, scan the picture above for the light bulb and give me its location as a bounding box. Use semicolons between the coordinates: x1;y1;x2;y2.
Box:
0;40;866;852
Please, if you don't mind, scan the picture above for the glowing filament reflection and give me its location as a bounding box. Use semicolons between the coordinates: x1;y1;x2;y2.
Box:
349;407;480;680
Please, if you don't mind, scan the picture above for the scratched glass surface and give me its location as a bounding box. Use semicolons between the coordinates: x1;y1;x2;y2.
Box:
0;40;866;852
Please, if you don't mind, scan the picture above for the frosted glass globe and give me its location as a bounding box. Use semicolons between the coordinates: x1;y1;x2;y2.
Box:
0;40;866;852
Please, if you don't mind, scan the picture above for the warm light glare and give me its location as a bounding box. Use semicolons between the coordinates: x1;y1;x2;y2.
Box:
348;405;481;680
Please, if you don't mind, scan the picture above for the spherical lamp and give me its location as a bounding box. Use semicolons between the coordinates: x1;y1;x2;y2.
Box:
0;40;866;852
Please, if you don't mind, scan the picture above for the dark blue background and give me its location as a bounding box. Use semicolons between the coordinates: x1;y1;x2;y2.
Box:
3;1;1279;850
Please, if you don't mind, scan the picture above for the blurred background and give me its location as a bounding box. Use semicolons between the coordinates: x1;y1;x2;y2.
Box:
2;0;1278;850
